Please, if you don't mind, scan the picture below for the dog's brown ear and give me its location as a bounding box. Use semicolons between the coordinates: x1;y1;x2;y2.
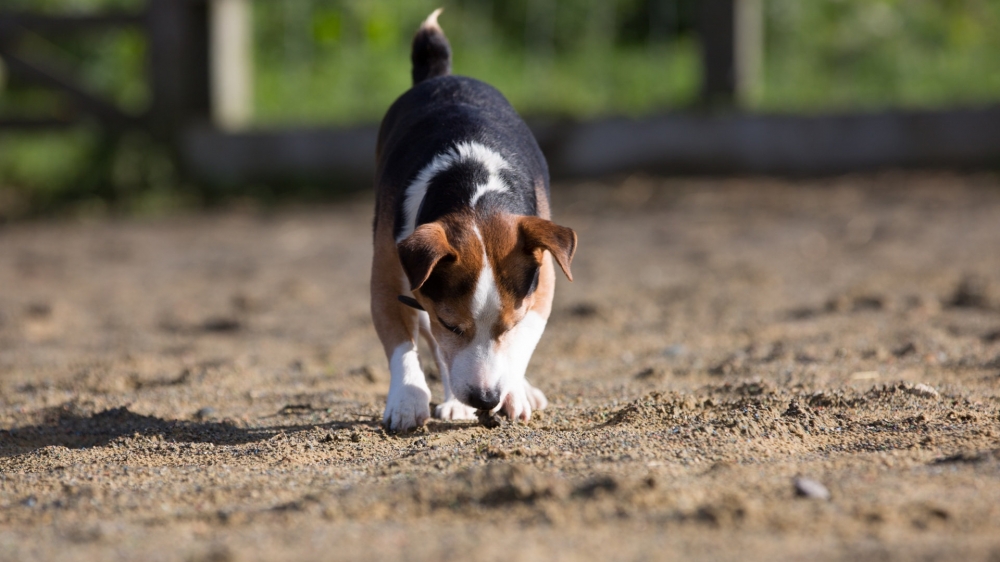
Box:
518;216;577;281
397;222;455;291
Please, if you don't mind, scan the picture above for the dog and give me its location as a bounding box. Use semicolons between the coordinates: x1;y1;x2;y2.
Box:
371;9;577;432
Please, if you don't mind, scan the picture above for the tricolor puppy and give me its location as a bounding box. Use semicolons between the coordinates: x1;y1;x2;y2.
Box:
371;9;577;432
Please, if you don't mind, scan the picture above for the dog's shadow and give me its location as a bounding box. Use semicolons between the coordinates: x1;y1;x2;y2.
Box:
0;405;381;458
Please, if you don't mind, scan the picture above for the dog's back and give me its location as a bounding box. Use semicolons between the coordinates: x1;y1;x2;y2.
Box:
375;11;550;242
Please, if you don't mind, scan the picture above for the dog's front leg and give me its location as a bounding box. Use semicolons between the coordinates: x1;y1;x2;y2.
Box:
496;253;556;421
383;338;432;432
494;310;548;421
434;362;478;421
371;244;431;432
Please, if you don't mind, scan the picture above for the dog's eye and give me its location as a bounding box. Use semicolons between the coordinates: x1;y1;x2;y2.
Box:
438;318;464;336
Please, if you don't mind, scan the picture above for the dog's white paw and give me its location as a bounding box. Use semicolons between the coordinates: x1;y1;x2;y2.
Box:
524;380;548;411
497;381;533;422
434;399;478;421
383;384;431;432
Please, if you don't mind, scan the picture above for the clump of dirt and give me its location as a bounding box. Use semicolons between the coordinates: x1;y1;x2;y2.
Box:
950;274;1000;310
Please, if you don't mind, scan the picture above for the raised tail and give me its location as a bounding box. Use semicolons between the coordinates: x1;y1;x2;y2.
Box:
411;8;451;85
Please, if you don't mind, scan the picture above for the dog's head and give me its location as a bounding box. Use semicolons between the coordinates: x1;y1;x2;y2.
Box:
397;212;576;411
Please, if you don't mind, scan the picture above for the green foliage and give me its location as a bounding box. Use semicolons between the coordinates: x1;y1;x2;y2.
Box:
0;130;94;191
3;0;148;113
0;128;186;219
252;0;701;124
252;0;1000;123
764;0;1000;112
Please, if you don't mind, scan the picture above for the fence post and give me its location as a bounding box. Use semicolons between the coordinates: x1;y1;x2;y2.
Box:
698;0;762;107
734;0;763;105
210;0;252;131
146;0;212;140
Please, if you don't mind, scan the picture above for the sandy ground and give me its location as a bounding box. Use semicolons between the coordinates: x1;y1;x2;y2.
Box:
1;173;1000;561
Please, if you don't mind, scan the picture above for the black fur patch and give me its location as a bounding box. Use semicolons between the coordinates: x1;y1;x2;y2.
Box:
415;159;489;226
378;76;550;242
411;22;451;85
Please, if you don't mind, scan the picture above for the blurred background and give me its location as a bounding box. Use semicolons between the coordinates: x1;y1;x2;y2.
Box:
1;0;999;218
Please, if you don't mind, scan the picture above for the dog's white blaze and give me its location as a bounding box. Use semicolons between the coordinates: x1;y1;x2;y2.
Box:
449;305;546;408
397;141;510;243
470;247;501;345
449;254;546;402
448;249;503;389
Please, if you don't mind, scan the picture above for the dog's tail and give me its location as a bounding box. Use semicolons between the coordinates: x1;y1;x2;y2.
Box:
411;8;451;85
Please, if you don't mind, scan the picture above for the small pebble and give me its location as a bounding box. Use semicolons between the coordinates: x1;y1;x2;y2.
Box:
195;407;216;420
569;303;599;317
663;344;687;358
634;367;660;380
906;383;940;399
782;400;807;418
793;476;831;500
201;317;241;333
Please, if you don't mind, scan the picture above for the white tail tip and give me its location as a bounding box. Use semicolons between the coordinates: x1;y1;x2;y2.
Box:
422;8;444;31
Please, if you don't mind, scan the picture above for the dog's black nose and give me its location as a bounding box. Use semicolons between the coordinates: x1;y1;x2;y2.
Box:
463;386;501;411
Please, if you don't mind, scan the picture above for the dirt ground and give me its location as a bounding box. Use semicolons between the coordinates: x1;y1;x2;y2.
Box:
2;173;1000;562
